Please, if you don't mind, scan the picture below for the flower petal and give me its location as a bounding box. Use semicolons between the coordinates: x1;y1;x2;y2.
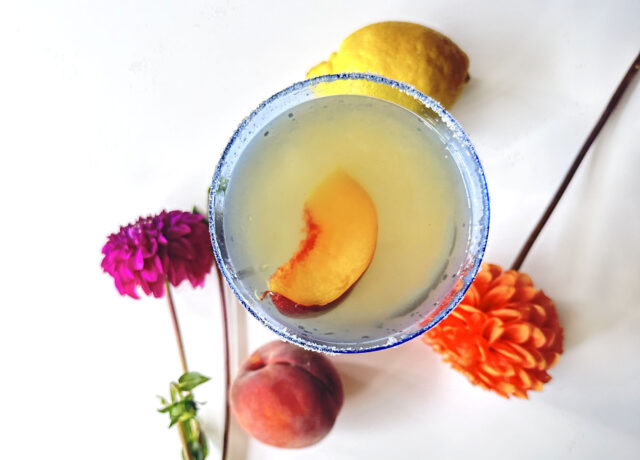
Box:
482;286;516;310
512;286;538;302
481;363;505;377
462;285;480;306
515;271;533;287
166;223;191;238
530;303;548;324
490;272;517;289
141;268;158;282
134;248;144;270
482;317;504;344
458;303;483;315
492;343;521;362
496;381;516;396
489;308;522;321
518;368;532;389
509;343;539;369
544;352;561;369
475;370;494;386
505;323;532;344
531;326;547;348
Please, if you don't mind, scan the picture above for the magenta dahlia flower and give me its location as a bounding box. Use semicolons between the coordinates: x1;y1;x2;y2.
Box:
101;210;214;299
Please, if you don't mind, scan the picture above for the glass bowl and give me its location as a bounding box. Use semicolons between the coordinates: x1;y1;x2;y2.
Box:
209;73;489;353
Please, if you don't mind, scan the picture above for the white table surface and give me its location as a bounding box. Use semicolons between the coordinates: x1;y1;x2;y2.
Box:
1;1;639;459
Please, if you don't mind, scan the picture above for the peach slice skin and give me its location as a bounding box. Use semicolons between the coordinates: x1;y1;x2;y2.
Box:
268;170;378;307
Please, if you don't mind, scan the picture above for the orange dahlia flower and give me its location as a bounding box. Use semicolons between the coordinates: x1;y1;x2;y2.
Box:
423;263;563;398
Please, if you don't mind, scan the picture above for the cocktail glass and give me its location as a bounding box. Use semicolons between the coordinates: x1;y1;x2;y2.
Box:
209;73;489;353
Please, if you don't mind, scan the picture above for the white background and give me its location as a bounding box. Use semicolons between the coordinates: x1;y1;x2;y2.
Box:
1;1;639;459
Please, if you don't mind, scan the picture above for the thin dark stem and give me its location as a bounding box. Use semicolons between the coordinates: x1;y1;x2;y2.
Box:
214;265;231;460
511;51;640;271
165;279;188;374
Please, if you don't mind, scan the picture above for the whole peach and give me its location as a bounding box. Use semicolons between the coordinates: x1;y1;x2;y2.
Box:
230;340;344;448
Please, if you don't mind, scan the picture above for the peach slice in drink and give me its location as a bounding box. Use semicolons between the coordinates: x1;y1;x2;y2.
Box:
267;169;377;313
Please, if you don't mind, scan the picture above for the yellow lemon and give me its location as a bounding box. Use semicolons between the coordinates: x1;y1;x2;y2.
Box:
307;21;469;109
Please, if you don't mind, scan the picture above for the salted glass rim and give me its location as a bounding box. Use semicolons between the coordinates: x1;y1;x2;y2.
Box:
209;73;490;354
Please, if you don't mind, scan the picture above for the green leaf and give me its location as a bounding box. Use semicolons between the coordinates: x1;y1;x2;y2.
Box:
170;382;180;402
183;419;209;460
189;439;205;460
178;372;211;392
192;206;208;223
200;432;209;460
158;373;210;459
160;399;198;427
183;418;199;442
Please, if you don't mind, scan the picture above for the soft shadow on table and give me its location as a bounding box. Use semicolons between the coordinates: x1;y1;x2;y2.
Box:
332;361;382;399
202;417;249;460
330;340;449;438
332;339;446;400
226;418;249;460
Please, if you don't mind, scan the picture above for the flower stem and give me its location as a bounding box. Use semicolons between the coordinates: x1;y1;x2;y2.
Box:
511;51;640;271
164;280;194;460
165;279;188;374
214;265;231;460
177;422;194;460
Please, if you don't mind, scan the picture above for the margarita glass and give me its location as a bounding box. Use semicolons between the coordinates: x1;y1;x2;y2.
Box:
209;74;489;353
